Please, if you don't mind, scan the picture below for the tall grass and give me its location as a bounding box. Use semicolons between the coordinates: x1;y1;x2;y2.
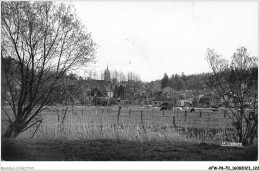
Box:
2;106;241;145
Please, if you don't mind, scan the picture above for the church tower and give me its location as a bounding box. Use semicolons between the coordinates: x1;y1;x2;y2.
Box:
104;65;111;82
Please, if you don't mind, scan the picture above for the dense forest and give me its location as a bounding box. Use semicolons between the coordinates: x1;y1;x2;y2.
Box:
161;72;208;91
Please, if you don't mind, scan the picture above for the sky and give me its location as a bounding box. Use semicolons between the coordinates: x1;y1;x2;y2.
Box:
72;1;259;82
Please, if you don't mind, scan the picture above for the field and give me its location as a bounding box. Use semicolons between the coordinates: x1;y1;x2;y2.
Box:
1;105;258;161
2;106;236;142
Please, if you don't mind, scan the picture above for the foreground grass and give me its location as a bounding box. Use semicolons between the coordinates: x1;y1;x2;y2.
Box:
1;138;257;161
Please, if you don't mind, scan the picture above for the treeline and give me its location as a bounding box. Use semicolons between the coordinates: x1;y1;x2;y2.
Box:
160;66;258;92
161;72;208;91
86;68;141;83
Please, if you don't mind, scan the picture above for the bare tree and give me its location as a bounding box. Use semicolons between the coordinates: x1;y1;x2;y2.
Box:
127;71;134;82
1;2;96;138
93;70;98;80
205;47;258;146
118;71;126;83
133;73;140;82
111;69;119;81
100;69;105;80
84;67;96;80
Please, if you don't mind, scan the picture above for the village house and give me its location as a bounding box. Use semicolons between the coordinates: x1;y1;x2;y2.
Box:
177;100;192;107
80;66;117;105
162;86;174;94
197;93;218;107
87;87;108;106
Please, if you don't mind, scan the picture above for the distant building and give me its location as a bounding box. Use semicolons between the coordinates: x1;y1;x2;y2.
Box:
177;100;192;107
198;94;218;107
104;65;111;82
82;66;114;105
163;86;174;94
88;87;107;106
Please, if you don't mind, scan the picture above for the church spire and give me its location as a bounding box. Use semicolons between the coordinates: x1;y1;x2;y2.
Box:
104;65;110;82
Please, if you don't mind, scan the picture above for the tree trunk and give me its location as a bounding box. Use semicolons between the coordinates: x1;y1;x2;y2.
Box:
249;125;258;146
238;131;243;144
237;122;243;144
233;117;258;146
3;120;24;138
3;126;21;138
243;119;258;146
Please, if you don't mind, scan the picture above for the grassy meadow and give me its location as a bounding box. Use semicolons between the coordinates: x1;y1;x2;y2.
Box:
1;105;258;161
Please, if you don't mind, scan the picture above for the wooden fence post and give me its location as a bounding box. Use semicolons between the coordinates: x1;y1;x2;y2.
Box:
140;109;146;133
129;108;132;116
184;110;187;122
140;110;144;125
163;110;164;116
200;110;202;117
117;106;122;124
173;116;177;129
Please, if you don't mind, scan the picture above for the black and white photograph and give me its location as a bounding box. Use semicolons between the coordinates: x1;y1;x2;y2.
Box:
1;0;259;170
